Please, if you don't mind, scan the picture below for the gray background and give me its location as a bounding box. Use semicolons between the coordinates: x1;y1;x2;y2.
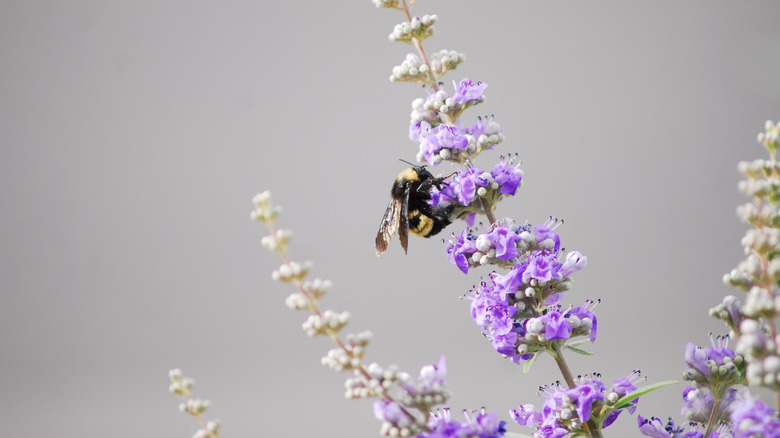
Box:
2;1;780;436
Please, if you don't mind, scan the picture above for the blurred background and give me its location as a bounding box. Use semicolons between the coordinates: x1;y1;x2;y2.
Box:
2;1;780;436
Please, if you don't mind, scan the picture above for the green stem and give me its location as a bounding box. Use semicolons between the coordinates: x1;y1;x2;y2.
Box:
550;344;576;389
702;388;723;438
479;196;497;226
551;344;604;438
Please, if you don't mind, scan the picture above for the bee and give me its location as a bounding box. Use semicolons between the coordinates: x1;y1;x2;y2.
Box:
375;163;454;255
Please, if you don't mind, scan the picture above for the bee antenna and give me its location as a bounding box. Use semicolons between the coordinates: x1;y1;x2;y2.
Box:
398;158;419;167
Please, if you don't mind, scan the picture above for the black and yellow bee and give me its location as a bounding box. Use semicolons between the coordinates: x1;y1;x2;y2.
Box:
375;164;454;255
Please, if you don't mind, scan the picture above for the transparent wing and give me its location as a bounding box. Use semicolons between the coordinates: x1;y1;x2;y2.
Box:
375;198;400;256
399;188;409;254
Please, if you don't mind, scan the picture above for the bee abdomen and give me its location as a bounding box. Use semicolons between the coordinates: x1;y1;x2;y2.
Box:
408;210;435;237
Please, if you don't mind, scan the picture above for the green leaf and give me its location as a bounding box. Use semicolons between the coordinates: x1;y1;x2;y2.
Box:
613;380;677;410
566;339;591;348
565;345;594;356
522;352;540;373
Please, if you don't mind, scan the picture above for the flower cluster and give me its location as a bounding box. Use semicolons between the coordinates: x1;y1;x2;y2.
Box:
383;3;662;434
369;357;453;436
366;358;508;438
168;369;221;438
389;14;437;44
390;50;465;84
637;415;724;438
428;156;522;222
445;218;585;274
424;409;507;438
729;394;780;436
252;190;509;437
449;216;592;373
241;3;780;438
720;122;780;391
682;337;744;391
409;89;504;166
469;279;597;364
511;372;642;437
637;121;780;436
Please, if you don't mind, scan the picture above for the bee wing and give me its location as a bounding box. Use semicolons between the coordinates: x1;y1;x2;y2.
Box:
375;198;400;256
399;187;409;254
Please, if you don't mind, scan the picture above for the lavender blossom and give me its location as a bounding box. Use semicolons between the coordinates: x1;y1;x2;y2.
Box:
637;416;709;438
415;121;469;165
374;400;413;429
445;228;476;274
481;221;523;261
443;218;586;276
514;373;642;437
683;336;743;389
452;78;488;104
522;250;563;284
509;404;542;427
730;394;780;437
423;408;507;438
490;155;523;196
680;386;737;425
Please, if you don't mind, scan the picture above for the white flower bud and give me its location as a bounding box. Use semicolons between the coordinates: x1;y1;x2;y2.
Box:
169;368;183;382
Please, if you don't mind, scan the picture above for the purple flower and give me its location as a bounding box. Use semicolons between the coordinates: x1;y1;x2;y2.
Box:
470;281;502;330
522;250;562;284
430;167;489;208
486;303;519;335
536;421;569;438
399;357;450;412
684;343;711;377
559;251;587;278
567;300;599;343
452;78;488;104
680;386;713;424
470;282;517;335
416;122;469;165
714;295;743;331
464;115;502;142
419;139;442;166
730;394;780;437
609;370;641;416
418;356;448;390
637;416;685;438
451;167;488;206
565;378;606;423
423;408;506;438
484;222;523;261
534;385;574;438
510;404;542;427
539;308;572;341
491;158;523;196
491;331;519;357
429;183;451;207
492;261;528;299
435;125;468;150
681;385;736;426
446;228;477;274
533;220;561;253
704;334;735;364
374;400;412;428
410;120;423;142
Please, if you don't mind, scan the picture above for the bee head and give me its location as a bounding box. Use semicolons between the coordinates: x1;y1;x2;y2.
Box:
398;159;434;182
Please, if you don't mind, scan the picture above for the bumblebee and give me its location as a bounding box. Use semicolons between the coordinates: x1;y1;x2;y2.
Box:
375;165;454;255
